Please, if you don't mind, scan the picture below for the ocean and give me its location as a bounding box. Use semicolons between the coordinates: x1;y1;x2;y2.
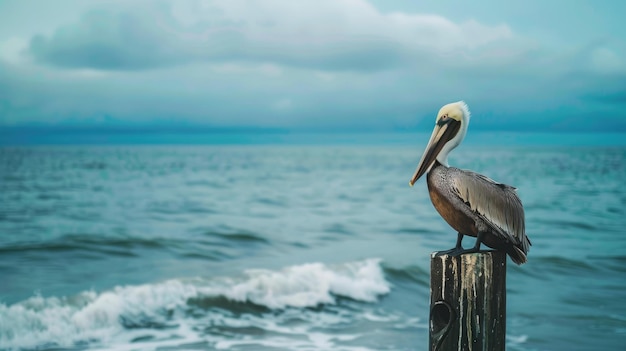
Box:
0;133;625;350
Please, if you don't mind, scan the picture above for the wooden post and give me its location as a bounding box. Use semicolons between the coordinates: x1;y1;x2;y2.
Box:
429;251;506;351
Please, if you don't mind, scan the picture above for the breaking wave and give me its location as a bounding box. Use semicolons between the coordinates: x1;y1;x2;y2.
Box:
0;259;389;350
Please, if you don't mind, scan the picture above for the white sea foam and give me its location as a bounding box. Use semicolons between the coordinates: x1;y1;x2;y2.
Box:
0;281;198;350
0;259;389;350
214;258;390;309
506;334;529;344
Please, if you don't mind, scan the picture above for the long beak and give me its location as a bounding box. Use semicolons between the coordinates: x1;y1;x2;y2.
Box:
409;119;460;186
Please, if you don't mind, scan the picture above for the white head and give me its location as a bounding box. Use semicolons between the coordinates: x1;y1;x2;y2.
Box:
409;101;471;186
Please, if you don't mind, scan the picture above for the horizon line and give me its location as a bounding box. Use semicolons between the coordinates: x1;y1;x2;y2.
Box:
1;129;625;147
1;125;625;134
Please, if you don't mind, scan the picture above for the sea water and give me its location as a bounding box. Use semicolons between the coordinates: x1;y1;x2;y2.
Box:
0;135;624;350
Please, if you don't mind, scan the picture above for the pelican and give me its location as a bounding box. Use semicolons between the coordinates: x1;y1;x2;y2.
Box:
409;101;531;265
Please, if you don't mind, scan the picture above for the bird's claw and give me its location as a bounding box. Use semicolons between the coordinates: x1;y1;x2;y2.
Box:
435;247;481;257
435;247;463;257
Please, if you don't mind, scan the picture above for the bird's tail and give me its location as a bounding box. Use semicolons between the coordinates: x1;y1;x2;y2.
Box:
509;246;527;265
509;236;531;265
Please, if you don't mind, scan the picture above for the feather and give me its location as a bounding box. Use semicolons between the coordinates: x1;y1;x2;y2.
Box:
450;169;531;255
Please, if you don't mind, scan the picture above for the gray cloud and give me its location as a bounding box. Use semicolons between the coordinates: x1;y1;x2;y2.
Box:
26;0;518;72
2;53;624;132
1;0;624;132
28;8;185;70
564;69;626;106
588;91;626;105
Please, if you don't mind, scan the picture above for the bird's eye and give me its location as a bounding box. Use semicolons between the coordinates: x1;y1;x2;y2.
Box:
442;115;448;120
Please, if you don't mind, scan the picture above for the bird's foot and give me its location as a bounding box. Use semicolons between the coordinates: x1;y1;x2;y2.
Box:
449;247;481;256
435;247;464;257
435;232;483;257
435;246;482;257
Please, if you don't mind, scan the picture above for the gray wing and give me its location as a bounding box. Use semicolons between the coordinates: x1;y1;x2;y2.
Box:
450;169;530;252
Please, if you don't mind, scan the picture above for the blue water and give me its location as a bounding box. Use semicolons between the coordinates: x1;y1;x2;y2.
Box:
0;138;625;350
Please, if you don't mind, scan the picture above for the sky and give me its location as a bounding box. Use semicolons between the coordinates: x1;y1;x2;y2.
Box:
0;0;625;133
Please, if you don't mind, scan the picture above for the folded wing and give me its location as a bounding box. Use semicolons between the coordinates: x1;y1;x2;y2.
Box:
450;170;530;254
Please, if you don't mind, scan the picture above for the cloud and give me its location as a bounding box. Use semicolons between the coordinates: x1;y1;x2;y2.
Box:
590;47;625;74
27;0;518;72
28;7;184;70
578;72;626;106
1;0;624;132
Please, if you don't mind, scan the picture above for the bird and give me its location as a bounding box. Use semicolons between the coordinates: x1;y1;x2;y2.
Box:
408;101;531;265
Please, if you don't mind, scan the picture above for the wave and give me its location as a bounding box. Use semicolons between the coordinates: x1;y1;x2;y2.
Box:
535;218;599;231
383;264;429;287
0;234;173;258
210;231;269;244
531;256;598;274
0;259;389;350
0;230;273;263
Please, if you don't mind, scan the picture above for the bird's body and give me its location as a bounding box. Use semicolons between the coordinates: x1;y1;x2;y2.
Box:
409;101;531;265
427;161;530;264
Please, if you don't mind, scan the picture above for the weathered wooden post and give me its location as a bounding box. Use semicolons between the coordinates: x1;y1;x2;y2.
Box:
429;250;506;351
